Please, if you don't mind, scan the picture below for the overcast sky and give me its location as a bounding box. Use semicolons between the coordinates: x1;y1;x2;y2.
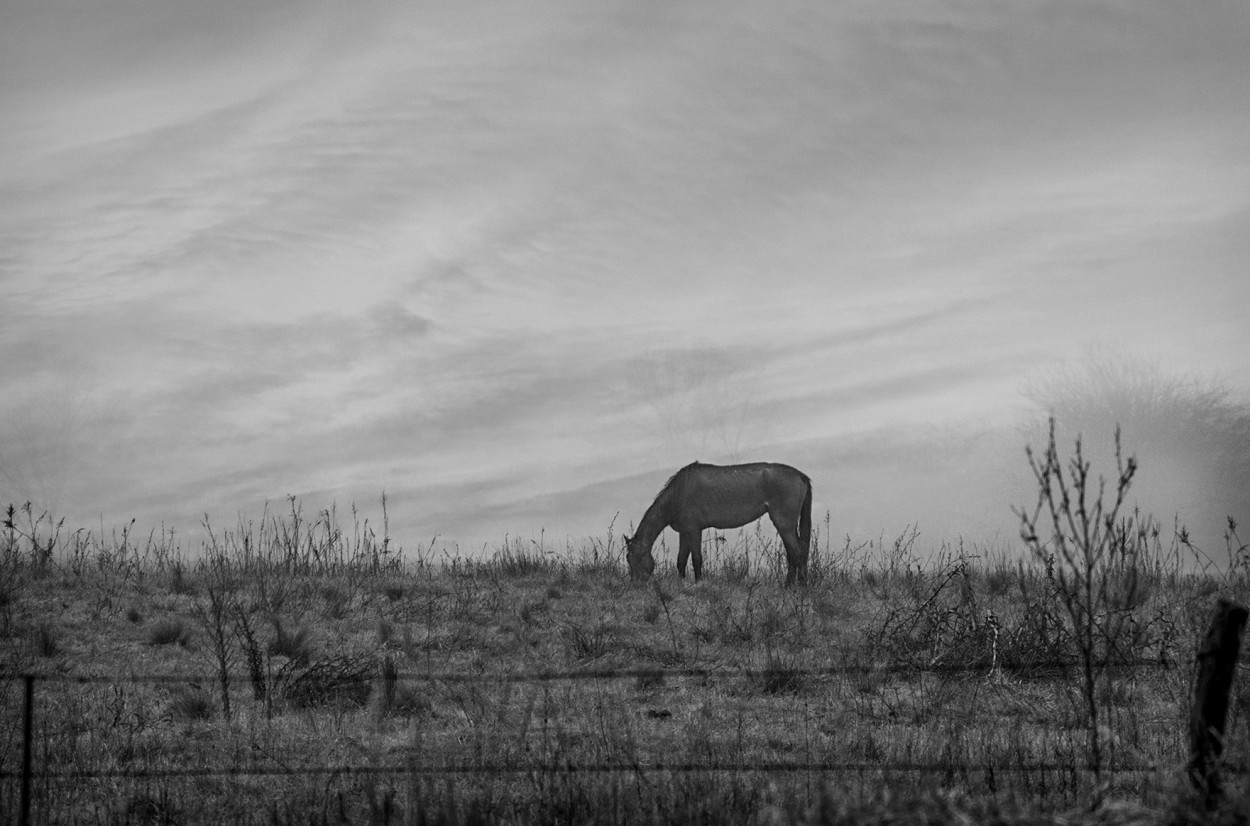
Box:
3;0;1248;555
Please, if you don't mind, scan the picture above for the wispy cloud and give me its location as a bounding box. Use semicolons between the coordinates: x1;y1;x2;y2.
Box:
2;0;1247;549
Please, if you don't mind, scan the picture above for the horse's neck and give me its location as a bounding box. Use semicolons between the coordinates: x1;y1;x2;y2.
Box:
636;492;672;548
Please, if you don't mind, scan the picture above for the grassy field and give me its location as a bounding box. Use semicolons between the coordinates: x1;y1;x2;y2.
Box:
2;473;1249;824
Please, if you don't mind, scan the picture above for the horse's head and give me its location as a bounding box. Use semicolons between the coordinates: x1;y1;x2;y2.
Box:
624;533;654;582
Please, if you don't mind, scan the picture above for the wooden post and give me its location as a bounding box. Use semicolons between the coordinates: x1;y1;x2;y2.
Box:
1189;598;1249;806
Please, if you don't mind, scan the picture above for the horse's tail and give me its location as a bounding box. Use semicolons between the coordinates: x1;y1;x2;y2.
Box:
799;475;812;555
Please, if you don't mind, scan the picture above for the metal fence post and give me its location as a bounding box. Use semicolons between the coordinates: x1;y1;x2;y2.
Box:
20;674;34;826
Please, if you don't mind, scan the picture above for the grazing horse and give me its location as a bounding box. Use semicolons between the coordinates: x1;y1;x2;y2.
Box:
624;462;813;586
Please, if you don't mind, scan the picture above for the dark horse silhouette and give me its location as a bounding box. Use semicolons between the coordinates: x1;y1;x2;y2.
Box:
624;461;813;585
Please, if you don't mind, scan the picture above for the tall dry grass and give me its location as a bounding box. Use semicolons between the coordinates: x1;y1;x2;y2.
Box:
1;445;1247;824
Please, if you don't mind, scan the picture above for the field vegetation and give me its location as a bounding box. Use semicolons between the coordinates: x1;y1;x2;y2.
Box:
3;426;1250;824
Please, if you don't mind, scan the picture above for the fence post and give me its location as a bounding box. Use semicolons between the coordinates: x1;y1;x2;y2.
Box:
20;674;34;826
1189;598;1249;807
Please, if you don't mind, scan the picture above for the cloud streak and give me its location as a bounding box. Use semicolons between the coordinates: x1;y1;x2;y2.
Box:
2;0;1248;550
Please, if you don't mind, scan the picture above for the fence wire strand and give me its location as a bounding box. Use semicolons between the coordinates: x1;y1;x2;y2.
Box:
0;761;1168;781
0;657;1174;686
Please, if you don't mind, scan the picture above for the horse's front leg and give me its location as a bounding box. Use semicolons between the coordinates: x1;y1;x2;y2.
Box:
680;530;703;582
677;532;691;578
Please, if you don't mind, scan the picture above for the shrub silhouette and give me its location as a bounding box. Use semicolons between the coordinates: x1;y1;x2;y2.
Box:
1024;347;1250;550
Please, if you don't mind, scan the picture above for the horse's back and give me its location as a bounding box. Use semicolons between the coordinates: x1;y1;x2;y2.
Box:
691;462;808;494
673;462;808;530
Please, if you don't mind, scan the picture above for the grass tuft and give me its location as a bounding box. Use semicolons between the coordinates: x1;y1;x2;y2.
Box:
147;618;190;647
758;649;805;695
170;687;213;721
564;621;614;661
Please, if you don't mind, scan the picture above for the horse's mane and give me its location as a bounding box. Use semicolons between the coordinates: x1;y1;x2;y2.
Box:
658;461;701;496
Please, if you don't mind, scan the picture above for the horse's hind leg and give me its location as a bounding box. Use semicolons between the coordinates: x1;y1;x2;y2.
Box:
769;511;806;586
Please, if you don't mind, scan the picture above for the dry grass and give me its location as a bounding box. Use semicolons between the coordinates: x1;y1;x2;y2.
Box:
1;495;1248;825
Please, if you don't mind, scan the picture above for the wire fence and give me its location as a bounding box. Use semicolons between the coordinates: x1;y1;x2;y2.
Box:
2;651;1211;826
1;658;1183;783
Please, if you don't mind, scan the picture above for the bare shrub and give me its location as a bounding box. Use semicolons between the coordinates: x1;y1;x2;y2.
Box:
999;570;1073;677
278;653;376;709
876;551;991;671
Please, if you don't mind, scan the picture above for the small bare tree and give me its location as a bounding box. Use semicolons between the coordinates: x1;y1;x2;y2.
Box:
193;518;241;719
1016;417;1144;784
